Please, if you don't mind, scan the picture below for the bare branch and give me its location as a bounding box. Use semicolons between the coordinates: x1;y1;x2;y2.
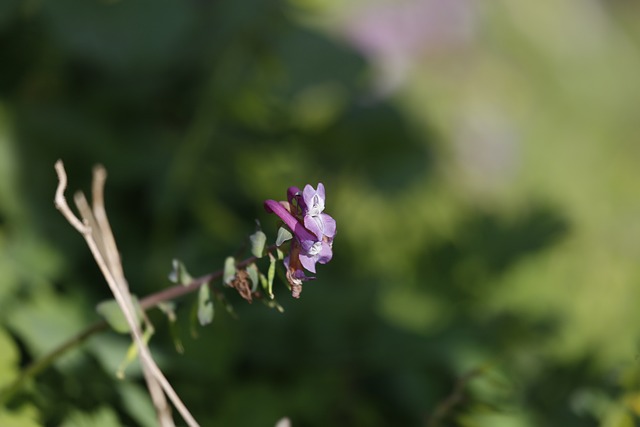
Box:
74;191;107;260
73;186;168;419
54;160;90;234
92;165;126;286
54;160;201;427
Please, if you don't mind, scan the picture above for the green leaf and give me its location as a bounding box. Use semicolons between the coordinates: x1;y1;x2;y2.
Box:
168;259;193;285
156;301;177;322
157;302;183;354
87;335;142;378
276;247;285;260
5;287;87;369
197;283;214;326
276;227;293;246
96;297;143;334
267;252;276;299
60;407;121;427
250;230;267;258
116;325;153;379
119;382;158;427
223;256;236;285
246;263;259;292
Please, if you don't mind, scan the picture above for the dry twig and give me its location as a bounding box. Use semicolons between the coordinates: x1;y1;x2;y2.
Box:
54;160;200;427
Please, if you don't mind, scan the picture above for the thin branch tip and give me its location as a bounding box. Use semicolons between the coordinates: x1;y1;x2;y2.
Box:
93;164;107;178
54;160;90;234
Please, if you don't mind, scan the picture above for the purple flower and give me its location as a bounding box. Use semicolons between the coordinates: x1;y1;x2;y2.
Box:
264;183;336;298
264;199;333;271
299;238;333;274
302;184;337;240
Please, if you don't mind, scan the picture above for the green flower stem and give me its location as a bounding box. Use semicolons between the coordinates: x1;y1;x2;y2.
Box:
0;245;276;406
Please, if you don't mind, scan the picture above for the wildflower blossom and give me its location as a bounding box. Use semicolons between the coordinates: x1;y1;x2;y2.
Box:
264;183;336;298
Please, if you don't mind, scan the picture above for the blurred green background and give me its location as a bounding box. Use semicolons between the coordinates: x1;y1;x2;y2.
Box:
2;0;640;426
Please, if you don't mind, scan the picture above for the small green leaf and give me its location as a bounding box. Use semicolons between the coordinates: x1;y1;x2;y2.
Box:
223;256;236;286
156;302;176;322
167;259;180;283
250;230;267;258
267;252;276;299
116;324;154;379
168;259;193;285
276;248;284;260
276;227;293;246
157;302;183;353
246;263;259;292
197;283;214;326
96;297;143;334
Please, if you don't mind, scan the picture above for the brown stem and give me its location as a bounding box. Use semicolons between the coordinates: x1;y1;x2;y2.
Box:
0;246;276;406
139;249;270;310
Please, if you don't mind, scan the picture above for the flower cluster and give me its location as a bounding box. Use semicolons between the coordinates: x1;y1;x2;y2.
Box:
264;183;336;298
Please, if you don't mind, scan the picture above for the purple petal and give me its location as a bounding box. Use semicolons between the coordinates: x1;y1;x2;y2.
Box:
304;215;324;240
320;213;336;238
299;253;317;273
303;212;336;240
315;183;325;201
298;239;332;273
264;199;316;242
303;184;325;216
264;200;298;230
302;184;315;204
300;238;319;254
287;186;301;201
316;241;333;264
